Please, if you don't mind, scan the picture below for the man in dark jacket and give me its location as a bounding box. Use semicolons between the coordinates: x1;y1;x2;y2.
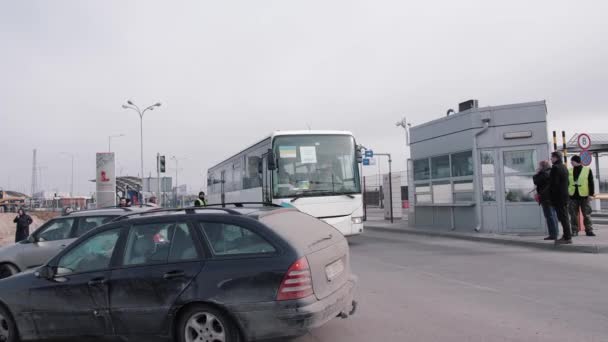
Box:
549;151;572;244
533;160;558;240
13;208;33;243
569;155;596;236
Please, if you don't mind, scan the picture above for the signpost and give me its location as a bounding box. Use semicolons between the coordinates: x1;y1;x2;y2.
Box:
577;133;591;150
365;150;374;158
362;158;376;166
580;150;593;166
576;133;593;231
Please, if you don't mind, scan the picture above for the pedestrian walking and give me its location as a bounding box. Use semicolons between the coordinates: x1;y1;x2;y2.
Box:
550;151;572;244
568;155;596;237
194;191;208;207
13;208;33;243
533;160;558;240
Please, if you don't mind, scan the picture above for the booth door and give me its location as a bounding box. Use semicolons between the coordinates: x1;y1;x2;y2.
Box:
498;146;545;233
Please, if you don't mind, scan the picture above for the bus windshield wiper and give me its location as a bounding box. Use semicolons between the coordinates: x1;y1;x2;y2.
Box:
290;190;333;203
290;190;356;202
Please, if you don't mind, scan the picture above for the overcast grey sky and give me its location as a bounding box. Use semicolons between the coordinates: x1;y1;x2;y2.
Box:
1;0;607;195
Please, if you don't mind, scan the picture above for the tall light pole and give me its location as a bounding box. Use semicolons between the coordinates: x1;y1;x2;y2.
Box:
122;100;161;205
396;116;411;178
108;133;125;152
171;156;186;207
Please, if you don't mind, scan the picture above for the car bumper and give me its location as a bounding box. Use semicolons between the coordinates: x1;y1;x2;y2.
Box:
230;276;357;341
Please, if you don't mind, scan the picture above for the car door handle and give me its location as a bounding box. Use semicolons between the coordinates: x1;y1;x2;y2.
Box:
163;270;185;280
88;277;107;286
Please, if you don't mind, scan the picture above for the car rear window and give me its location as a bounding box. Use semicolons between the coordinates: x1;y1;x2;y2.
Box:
259;209;343;253
199;222;276;256
75;216;116;237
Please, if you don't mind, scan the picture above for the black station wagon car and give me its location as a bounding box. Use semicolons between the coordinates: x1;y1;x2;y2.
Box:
0;205;357;342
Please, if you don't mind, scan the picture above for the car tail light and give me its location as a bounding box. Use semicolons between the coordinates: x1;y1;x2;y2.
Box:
277;257;314;301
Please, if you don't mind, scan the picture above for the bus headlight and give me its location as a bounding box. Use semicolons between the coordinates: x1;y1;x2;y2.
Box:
351;217;363;224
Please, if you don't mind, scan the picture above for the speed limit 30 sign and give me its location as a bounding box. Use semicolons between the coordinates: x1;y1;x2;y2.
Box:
577;133;592;150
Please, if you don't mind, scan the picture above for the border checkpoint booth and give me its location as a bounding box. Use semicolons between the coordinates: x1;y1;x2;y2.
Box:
408;100;550;234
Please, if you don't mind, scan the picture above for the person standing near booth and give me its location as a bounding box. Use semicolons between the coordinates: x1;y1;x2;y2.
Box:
550;151;573;244
534;160;558;240
568;155;596;237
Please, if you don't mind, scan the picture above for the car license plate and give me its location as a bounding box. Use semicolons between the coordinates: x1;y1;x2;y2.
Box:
325;259;344;281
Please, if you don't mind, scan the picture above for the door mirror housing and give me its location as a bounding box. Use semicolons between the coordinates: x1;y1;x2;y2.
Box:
356;146;363;164
35;265;55;280
267;149;276;171
27;235;37;244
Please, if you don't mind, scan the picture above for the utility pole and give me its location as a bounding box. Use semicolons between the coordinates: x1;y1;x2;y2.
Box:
375;153;394;224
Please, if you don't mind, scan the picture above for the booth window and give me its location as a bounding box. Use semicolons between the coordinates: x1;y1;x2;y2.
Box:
415;183;431;204
451;151;473;177
432;181;452;204
503;150;537;202
431;155;450;179
414;159;430;181
413;150;474;205
481;150;496;202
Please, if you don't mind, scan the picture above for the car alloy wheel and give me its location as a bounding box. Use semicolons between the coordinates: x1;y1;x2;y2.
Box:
0;310;12;342
178;305;239;342
0;264;18;280
185;312;226;342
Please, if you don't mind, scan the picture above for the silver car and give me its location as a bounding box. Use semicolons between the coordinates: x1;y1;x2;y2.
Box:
0;207;146;279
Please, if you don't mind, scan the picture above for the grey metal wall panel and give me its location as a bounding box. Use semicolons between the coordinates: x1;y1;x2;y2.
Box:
433;207;452;227
505;205;544;231
414;207;434;226
481;206;500;233
453;207;477;231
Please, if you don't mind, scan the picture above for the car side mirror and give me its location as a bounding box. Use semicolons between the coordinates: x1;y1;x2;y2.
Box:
35;265;55;280
267;149;276;171
27;235;37;244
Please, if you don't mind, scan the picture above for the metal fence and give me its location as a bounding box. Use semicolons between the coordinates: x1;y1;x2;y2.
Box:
362;171;408;208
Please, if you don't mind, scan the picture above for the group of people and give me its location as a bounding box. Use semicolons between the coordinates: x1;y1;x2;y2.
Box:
534;151;596;244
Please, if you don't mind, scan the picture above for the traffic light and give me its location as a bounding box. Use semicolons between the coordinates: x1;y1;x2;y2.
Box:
159;155;166;173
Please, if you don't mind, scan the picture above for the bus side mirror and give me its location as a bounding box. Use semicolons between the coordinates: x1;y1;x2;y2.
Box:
356;147;363;163
267;149;276;171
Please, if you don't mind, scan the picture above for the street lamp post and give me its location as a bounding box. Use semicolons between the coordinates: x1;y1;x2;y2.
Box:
108;134;125;152
122;100;161;206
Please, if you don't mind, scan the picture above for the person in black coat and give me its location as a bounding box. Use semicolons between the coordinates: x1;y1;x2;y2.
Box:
549;151;572;244
13;208;33;243
533;160;558;240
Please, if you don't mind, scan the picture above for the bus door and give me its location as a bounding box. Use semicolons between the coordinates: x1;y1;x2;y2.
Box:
261;153;272;203
220;170;226;205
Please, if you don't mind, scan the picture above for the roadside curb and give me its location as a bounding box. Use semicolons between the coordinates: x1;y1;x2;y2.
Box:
365;225;608;254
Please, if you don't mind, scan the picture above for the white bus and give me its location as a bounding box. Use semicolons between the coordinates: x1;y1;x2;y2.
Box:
207;130;364;236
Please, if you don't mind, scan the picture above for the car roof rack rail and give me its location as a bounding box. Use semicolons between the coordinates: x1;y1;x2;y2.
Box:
113;206;242;221
206;202;282;208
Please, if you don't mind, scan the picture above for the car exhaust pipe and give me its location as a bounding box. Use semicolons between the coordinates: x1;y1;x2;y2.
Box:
349;300;358;316
337;300;358;319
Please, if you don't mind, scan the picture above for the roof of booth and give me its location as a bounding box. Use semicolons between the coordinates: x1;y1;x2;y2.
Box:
567;133;608;153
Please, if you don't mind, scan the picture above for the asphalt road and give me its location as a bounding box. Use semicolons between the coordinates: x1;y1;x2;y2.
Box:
293;230;608;342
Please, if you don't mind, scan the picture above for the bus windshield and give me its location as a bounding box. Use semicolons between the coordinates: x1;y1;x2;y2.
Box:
272;135;361;198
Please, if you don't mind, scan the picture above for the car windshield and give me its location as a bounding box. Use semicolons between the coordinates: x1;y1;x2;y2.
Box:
272;135;361;198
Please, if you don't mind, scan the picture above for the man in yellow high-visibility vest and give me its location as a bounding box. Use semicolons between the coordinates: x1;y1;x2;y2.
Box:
568;155;596;237
194;191;208;207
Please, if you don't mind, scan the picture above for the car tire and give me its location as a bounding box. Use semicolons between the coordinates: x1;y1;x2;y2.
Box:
177;304;240;342
0;305;18;342
0;264;18;280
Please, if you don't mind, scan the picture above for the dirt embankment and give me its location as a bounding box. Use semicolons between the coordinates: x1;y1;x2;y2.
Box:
0;213;50;247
